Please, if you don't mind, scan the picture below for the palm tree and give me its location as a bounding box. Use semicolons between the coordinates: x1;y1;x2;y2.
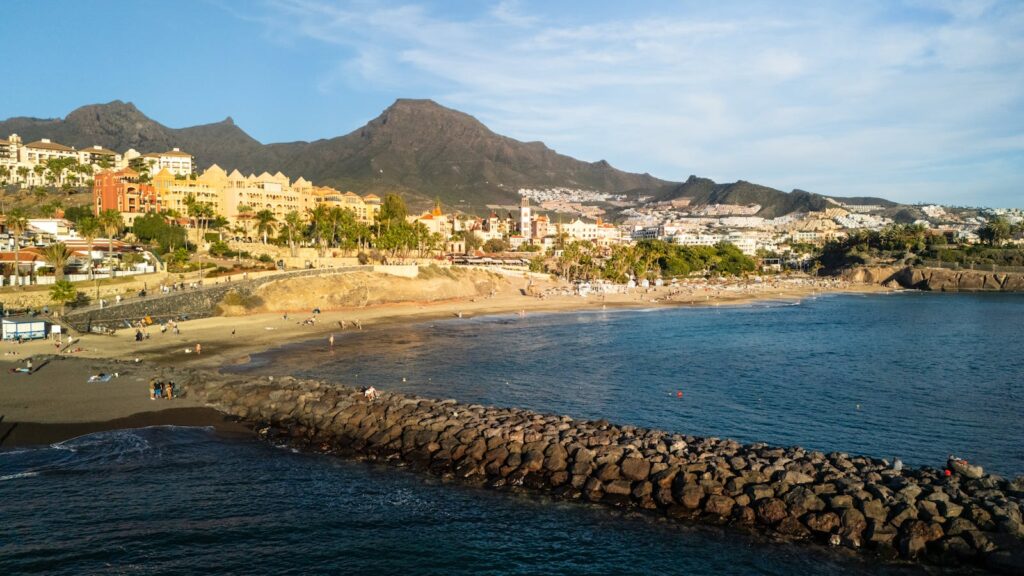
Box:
282;210;303;257
255;209;277;244
98;209;124;266
6;209;28;288
237;204;253;241
49;280;77;317
307;205;331;256
77;217;99;278
41;242;72;282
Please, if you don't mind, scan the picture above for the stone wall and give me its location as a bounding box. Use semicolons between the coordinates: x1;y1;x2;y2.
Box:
187;376;1024;573
63;267;371;332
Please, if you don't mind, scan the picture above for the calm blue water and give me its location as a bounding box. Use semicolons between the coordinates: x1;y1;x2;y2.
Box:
252;292;1024;476
3;293;1021;574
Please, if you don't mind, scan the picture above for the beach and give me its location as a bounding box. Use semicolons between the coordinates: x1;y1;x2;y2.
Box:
0;274;891;447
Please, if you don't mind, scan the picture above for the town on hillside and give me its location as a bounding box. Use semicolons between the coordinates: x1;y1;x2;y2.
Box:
1;135;1023;319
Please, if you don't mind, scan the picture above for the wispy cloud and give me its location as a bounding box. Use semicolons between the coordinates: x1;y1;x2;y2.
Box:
255;0;1023;205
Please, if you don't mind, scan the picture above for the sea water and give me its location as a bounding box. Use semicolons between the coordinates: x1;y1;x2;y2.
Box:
2;293;1021;574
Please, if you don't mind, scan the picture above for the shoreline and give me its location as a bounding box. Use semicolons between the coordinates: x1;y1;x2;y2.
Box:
1;279;890;445
0;407;251;448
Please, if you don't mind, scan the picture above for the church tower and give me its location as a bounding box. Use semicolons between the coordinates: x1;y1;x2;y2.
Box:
520;196;532;238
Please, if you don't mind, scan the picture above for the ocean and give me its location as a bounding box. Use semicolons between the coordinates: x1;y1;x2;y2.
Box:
3;293;1021;574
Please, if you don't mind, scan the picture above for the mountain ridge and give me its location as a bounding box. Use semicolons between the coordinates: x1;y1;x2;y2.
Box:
0;100;898;215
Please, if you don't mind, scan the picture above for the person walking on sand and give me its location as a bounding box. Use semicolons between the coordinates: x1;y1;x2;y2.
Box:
329;334;335;348
195;343;202;355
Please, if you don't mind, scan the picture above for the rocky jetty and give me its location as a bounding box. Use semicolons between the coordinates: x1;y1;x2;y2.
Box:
187;376;1024;573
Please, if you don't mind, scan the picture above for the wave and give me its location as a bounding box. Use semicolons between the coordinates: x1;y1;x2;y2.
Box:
0;471;39;481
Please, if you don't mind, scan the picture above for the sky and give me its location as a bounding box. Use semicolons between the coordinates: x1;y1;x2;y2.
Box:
1;0;1021;207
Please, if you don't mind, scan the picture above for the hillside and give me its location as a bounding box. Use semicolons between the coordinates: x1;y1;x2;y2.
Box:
0;100;669;212
0;100;901;216
655;176;896;218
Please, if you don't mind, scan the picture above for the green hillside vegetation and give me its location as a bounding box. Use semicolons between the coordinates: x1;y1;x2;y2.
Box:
545;239;756;283
819;219;1024;272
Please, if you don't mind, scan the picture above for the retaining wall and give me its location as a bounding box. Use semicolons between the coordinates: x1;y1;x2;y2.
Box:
64;266;372;332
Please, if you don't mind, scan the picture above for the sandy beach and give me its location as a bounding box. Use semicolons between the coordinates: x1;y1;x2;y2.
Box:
0;274;891;447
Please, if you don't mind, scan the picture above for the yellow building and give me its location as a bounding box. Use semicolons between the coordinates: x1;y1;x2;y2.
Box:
150;164;380;229
311;187;381;225
152;166;226;217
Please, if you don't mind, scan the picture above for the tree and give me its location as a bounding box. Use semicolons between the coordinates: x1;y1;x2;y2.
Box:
307;204;332;256
978;216;1011;246
77;217;99;278
455;230;482;254
482;238;508;254
255;209;277;244
236;204;253;240
49;280;78;316
6;209;28;288
133;213;186;254
281;210;303;257
98;209;124;264
379;194;408;227
41;242;72;281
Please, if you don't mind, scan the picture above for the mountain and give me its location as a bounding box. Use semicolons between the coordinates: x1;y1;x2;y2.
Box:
654;175;896;219
0;99;669;211
0;99;900;216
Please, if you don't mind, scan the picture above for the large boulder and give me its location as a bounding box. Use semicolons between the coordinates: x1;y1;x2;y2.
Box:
756;498;789;525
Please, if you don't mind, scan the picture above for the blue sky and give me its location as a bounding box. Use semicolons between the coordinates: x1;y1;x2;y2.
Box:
1;0;1021;207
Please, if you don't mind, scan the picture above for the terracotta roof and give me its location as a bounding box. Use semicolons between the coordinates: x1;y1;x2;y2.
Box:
0;248;44;263
26;140;75;152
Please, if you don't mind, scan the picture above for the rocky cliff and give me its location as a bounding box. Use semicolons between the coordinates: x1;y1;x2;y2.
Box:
222;267;503;315
843;267;1024;292
184;375;1024;573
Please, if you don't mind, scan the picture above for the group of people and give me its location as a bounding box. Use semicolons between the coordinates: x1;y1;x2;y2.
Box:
150;379;177;400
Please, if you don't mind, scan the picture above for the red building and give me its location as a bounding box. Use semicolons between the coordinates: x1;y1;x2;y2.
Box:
93;169;161;223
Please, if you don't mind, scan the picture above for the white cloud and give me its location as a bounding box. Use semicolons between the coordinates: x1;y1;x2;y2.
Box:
255;0;1024;206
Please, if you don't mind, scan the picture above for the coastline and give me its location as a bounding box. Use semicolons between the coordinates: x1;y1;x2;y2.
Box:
0;407;251;448
0;278;890;446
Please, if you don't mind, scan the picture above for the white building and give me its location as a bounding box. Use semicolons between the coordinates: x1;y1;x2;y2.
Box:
141;148;194;176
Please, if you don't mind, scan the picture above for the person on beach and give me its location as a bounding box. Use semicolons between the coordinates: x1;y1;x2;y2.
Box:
329;334;335;348
195;343;202;355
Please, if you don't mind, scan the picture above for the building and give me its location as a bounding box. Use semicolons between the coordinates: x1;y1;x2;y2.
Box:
531;214;550;240
93;168;160;225
22;138;78;165
1;316;52;341
520;197;533;238
409;202;451;237
312;187;381;224
27;218;78;240
78;145;120;167
0;134;20;176
141;148;194;176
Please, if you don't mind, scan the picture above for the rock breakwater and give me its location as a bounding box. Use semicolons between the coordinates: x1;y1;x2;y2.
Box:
187;376;1024;573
